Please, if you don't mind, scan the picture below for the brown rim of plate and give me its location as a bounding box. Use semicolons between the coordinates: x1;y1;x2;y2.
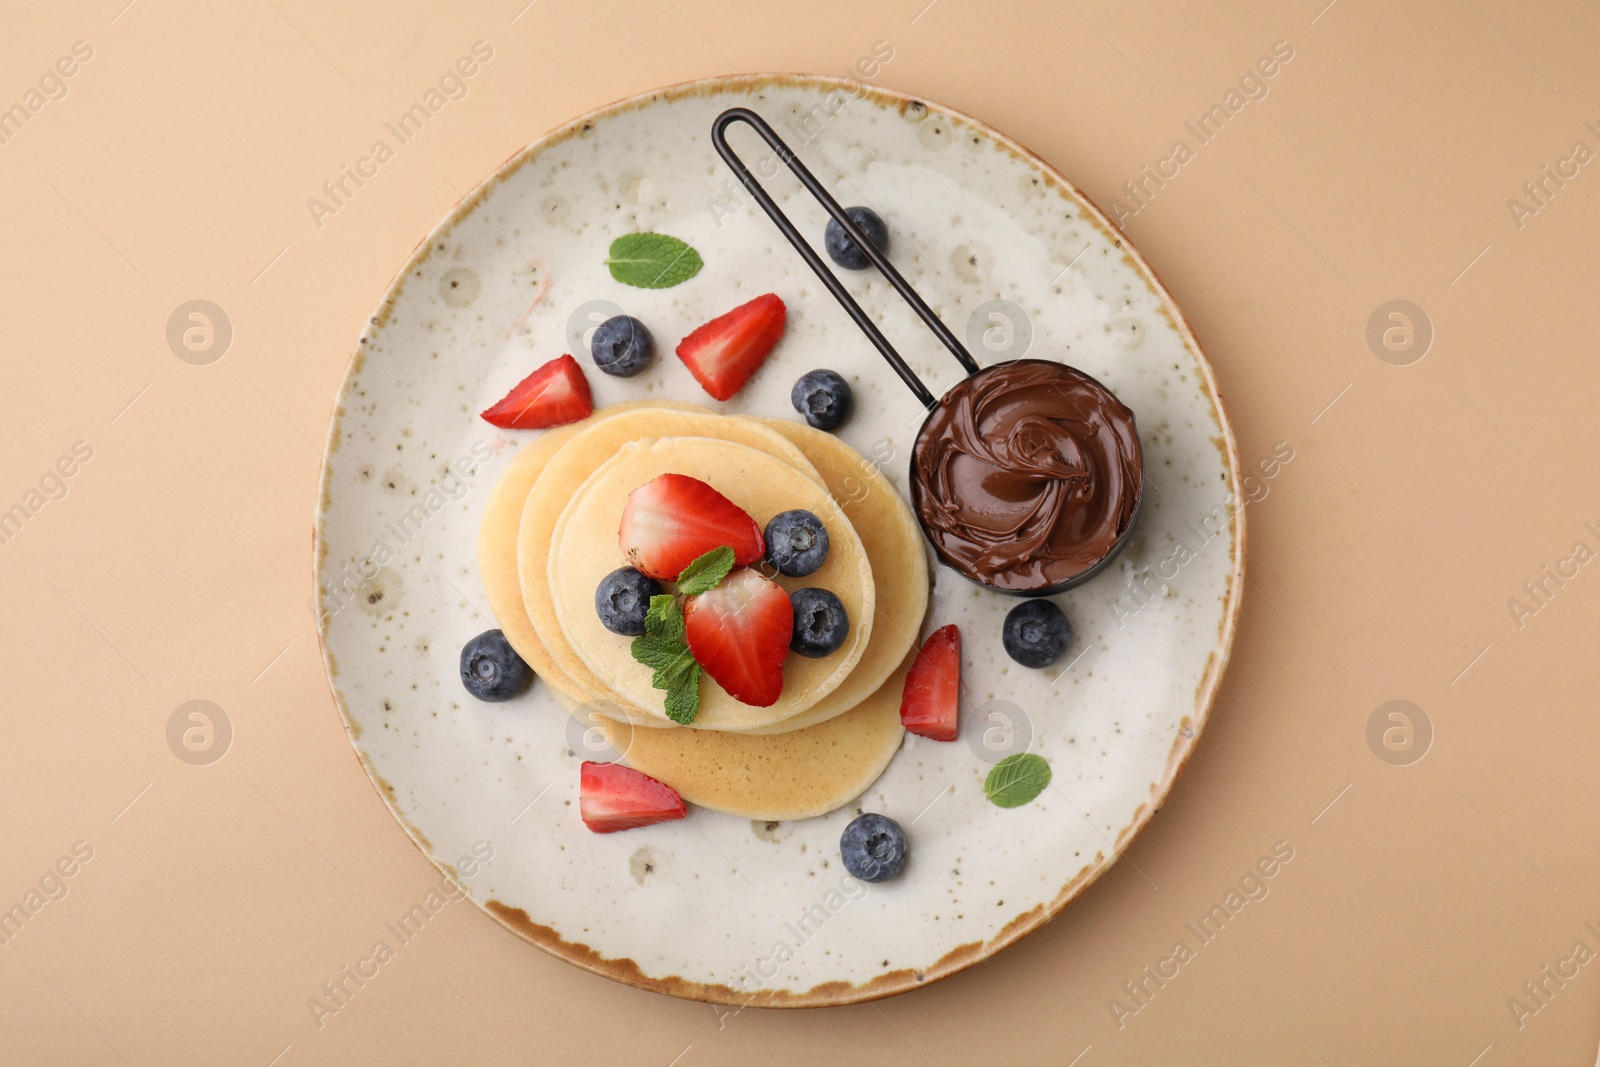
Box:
311;71;1247;1010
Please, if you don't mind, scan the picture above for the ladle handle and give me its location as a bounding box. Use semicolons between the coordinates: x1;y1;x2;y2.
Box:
710;106;981;411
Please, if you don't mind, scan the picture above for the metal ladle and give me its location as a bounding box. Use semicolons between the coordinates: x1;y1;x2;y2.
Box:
710;106;1142;595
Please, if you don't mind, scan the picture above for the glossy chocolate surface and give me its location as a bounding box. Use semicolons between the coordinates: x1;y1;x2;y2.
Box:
910;359;1143;593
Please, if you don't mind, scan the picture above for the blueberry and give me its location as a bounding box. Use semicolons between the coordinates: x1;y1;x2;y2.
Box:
790;369;853;431
595;566;663;636
789;588;849;658
590;315;654;377
824;206;889;270
460;629;534;702
1002;599;1071;668
765;509;830;577
840;813;907;882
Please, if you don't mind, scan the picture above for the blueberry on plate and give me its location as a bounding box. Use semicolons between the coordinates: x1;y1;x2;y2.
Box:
824;206;889;270
790;369;853;431
460;629;534;702
840;812;907;882
595;566;664;636
789;587;849;658
765;509;830;576
1002;599;1071;668
590;314;654;377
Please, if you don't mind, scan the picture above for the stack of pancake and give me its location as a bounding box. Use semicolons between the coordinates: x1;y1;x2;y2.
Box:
478;402;931;821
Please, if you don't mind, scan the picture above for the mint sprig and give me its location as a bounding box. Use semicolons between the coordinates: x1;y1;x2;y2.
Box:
642;594;684;641
676;546;735;596
630;594;701;724
624;546;741;725
984;753;1052;808
605;233;703;289
662;672;702;725
631;635;691;673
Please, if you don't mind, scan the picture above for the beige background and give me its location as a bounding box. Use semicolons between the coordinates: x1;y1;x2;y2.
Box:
3;0;1597;1062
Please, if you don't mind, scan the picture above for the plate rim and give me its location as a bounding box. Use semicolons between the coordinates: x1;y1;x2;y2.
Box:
312;70;1247;1009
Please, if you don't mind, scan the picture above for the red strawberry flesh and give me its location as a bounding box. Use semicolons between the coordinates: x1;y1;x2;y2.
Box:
480;354;594;429
579;761;686;833
900;624;960;741
684;567;793;707
675;293;787;401
618;473;764;580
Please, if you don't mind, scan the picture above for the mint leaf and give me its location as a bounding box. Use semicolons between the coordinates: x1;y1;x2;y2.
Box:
663;666;702;725
643;594;685;641
984;753;1051;809
676;546;735;597
651;646;698;691
631;614;701;725
631;635;690;672
606;233;703;289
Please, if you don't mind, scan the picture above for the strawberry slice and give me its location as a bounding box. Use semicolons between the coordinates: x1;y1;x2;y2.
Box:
675;293;787;401
684;567;794;707
480;354;594;429
618;473;764;580
900;624;960;741
579;761;686;833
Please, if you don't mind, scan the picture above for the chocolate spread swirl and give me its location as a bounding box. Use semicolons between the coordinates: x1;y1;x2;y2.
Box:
910;359;1142;592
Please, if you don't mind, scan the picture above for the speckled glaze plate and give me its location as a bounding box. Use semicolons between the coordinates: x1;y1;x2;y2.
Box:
314;74;1244;1007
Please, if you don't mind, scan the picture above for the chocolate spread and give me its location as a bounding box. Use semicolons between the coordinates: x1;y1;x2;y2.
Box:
909;359;1142;593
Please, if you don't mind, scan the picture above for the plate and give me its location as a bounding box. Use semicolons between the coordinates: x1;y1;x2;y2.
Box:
313;73;1244;1007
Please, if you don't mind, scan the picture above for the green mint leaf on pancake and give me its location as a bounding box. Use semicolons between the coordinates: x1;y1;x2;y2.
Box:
651;646;699;691
606;233;704;289
643;594;685;641
632;610;701;724
984;753;1052;808
676;546;735;596
631;635;690;672
663;665;702;725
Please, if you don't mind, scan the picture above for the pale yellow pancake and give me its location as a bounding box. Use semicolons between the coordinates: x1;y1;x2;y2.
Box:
516;405;826;726
738;419;931;735
557;667;909;820
477;402;664;703
485;409;929;739
547;436;875;730
579;422;928;818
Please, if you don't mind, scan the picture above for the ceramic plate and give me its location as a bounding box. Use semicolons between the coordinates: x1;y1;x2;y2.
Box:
314;74;1243;1007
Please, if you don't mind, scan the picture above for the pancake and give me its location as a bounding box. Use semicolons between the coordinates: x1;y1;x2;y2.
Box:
516;405;826;726
477;402;661;702
546;436;874;730
557;668;909;820
738;419;931;735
